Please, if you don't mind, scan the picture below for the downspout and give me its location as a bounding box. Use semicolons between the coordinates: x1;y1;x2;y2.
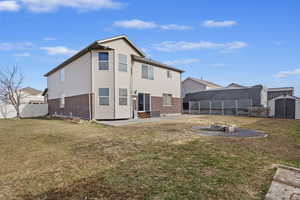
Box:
130;57;133;118
113;50;116;119
180;72;183;114
89;51;93;120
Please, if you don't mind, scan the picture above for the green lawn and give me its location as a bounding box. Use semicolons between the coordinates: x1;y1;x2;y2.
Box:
0;116;299;200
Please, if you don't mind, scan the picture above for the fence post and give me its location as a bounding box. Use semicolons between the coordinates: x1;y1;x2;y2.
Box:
198;101;201;114
189;101;191;114
209;101;212;115
235;100;238;115
249;99;253;116
222;101;224;115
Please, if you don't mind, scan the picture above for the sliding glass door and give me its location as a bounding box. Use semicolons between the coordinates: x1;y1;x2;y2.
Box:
138;93;151;112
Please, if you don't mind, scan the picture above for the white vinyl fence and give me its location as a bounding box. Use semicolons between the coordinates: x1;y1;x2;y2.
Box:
0;103;48;119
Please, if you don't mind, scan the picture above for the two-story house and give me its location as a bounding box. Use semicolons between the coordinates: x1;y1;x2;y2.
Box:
44;35;184;120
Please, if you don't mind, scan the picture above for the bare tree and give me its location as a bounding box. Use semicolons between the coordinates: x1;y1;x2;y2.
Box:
0;66;24;119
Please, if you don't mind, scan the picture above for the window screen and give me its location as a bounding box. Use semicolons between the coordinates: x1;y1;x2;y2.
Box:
118;54;127;72
99;52;109;70
119;88;127;105
99;88;109;105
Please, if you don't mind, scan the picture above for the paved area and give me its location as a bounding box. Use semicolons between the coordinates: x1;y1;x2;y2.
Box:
96;114;188;127
266;165;300;200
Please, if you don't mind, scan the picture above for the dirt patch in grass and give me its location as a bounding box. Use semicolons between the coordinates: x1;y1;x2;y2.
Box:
0;116;299;200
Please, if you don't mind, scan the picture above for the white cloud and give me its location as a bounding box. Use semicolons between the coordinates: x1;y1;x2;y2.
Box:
114;19;192;31
153;41;247;52
15;0;123;12
275;68;300;78
14;52;31;57
40;46;77;56
43;37;56;41
0;42;34;51
211;63;225;67
160;24;192;30
202;20;237;28
0;0;20;11
114;19;157;29
141;48;151;57
164;58;200;66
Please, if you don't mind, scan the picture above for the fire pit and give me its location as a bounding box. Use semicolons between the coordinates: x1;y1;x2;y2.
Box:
192;124;267;138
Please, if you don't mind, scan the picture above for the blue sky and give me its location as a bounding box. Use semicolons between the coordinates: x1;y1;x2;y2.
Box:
1;0;300;96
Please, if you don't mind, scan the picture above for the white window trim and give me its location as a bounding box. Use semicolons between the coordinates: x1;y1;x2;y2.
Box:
119;88;128;106
99;88;109;106
163;94;172;107
141;64;154;80
118;53;128;72
98;52;109;70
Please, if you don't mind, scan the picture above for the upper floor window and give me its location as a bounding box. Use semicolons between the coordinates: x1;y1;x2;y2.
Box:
119;88;128;105
118;54;127;72
99;88;109;105
99;52;109;70
163;94;172;106
167;70;172;79
142;64;154;80
60;69;65;82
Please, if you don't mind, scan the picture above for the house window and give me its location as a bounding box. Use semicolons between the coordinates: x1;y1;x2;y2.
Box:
142;64;154;80
99;52;109;70
60;95;65;108
163;94;172;106
99;88;109;105
118;54;127;72
119;88;128;105
60;69;65;82
167;70;172;78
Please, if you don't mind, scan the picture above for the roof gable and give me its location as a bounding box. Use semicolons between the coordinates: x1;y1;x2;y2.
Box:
97;35;145;57
21;87;42;95
226;83;246;88
184;77;222;88
44;35;145;77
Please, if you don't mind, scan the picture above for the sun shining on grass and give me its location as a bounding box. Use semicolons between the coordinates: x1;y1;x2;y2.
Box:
0;116;299;200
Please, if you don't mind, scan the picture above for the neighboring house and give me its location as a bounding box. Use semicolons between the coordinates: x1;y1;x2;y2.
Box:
20;87;45;104
226;83;246;89
182;77;222;98
44;35;184;120
0;87;47;118
268;87;294;100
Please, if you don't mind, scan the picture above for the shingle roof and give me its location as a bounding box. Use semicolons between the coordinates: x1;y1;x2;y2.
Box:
21;87;42;95
184;77;222;88
132;55;185;73
44;43;112;77
226;83;246;88
44;35;146;77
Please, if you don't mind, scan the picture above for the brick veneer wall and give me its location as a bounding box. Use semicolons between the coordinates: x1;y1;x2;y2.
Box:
48;93;93;120
151;96;182;114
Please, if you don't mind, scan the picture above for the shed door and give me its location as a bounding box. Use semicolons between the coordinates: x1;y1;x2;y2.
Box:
275;98;295;119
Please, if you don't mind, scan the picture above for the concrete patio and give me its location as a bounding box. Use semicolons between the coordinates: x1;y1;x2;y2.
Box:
96;114;188;127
